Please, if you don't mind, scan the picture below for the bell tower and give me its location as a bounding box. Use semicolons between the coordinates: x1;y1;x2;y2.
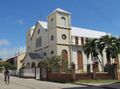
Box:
48;8;71;64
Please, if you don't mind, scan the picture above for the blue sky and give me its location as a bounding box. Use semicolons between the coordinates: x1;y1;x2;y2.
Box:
0;0;120;59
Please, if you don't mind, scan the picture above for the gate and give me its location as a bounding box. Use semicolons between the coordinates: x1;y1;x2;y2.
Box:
21;67;47;80
36;68;40;79
22;68;35;78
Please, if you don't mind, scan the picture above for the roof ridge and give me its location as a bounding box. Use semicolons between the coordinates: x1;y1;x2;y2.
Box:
71;26;106;33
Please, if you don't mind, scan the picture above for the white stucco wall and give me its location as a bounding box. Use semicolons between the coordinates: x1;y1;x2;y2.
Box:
30;22;49;55
16;53;25;76
56;28;70;45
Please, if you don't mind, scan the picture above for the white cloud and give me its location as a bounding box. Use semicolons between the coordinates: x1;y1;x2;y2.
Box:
18;46;26;53
0;46;26;60
18;19;24;25
0;39;10;46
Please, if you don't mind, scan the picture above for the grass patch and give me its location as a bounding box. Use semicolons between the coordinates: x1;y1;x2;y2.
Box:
75;79;120;84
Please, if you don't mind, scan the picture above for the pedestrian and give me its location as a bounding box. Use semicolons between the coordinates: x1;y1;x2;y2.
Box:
4;68;10;85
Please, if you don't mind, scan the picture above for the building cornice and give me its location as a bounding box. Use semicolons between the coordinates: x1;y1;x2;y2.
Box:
56;26;71;30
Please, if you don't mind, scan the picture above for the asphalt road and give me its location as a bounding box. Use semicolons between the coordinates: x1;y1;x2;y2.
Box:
0;73;105;89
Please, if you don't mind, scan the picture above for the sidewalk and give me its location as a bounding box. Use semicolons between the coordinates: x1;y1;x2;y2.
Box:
100;83;120;89
0;73;85;89
76;82;120;89
0;73;120;89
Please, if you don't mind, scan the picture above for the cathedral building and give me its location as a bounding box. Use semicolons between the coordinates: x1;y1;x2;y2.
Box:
23;8;108;72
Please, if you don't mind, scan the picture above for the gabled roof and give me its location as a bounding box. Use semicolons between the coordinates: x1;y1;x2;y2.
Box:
29;21;107;38
30;21;47;39
71;27;107;38
55;8;70;14
50;8;70;15
29;26;35;37
37;21;47;29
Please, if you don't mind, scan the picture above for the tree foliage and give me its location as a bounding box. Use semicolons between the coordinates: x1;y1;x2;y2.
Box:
38;55;69;73
0;61;16;69
84;35;120;71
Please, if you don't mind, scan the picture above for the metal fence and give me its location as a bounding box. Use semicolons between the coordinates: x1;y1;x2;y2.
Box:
10;69;17;76
21;68;35;77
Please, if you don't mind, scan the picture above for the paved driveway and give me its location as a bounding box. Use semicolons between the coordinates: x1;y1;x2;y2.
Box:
0;73;104;89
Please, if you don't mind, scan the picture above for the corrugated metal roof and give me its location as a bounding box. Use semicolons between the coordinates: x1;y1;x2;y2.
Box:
51;8;70;14
37;21;47;29
29;21;107;38
71;27;107;38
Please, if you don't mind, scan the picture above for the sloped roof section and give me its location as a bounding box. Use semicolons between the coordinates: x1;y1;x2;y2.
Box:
51;8;70;15
30;21;47;39
37;21;47;29
71;27;107;38
30;26;35;36
29;21;107;38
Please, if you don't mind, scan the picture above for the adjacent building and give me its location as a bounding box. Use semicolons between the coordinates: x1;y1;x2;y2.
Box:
6;53;25;76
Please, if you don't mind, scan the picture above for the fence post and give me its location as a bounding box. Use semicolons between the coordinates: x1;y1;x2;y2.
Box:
71;63;75;82
40;67;42;80
39;67;41;80
19;68;21;77
35;67;36;79
45;67;48;81
113;63;119;80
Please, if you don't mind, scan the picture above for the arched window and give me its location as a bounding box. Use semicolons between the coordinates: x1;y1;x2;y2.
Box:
75;36;78;44
50;18;54;29
31;62;36;68
51;18;54;22
62;50;68;62
51;50;54;55
61;17;66;27
37;62;41;67
81;37;84;45
26;63;30;68
51;35;54;41
38;29;40;34
22;63;25;68
44;52;47;56
77;51;83;70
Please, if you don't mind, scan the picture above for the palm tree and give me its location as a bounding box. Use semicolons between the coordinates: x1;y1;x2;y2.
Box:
111;36;120;65
99;35;120;75
97;37;106;71
103;35;118;64
84;38;99;79
84;35;120;79
115;37;120;58
98;35;119;63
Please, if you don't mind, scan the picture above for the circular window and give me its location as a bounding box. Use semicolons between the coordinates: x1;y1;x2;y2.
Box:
51;35;54;41
51;50;54;55
44;52;47;56
51;18;54;22
62;34;67;40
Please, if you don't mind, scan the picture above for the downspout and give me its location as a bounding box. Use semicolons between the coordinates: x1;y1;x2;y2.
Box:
68;15;72;68
69;28;71;68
